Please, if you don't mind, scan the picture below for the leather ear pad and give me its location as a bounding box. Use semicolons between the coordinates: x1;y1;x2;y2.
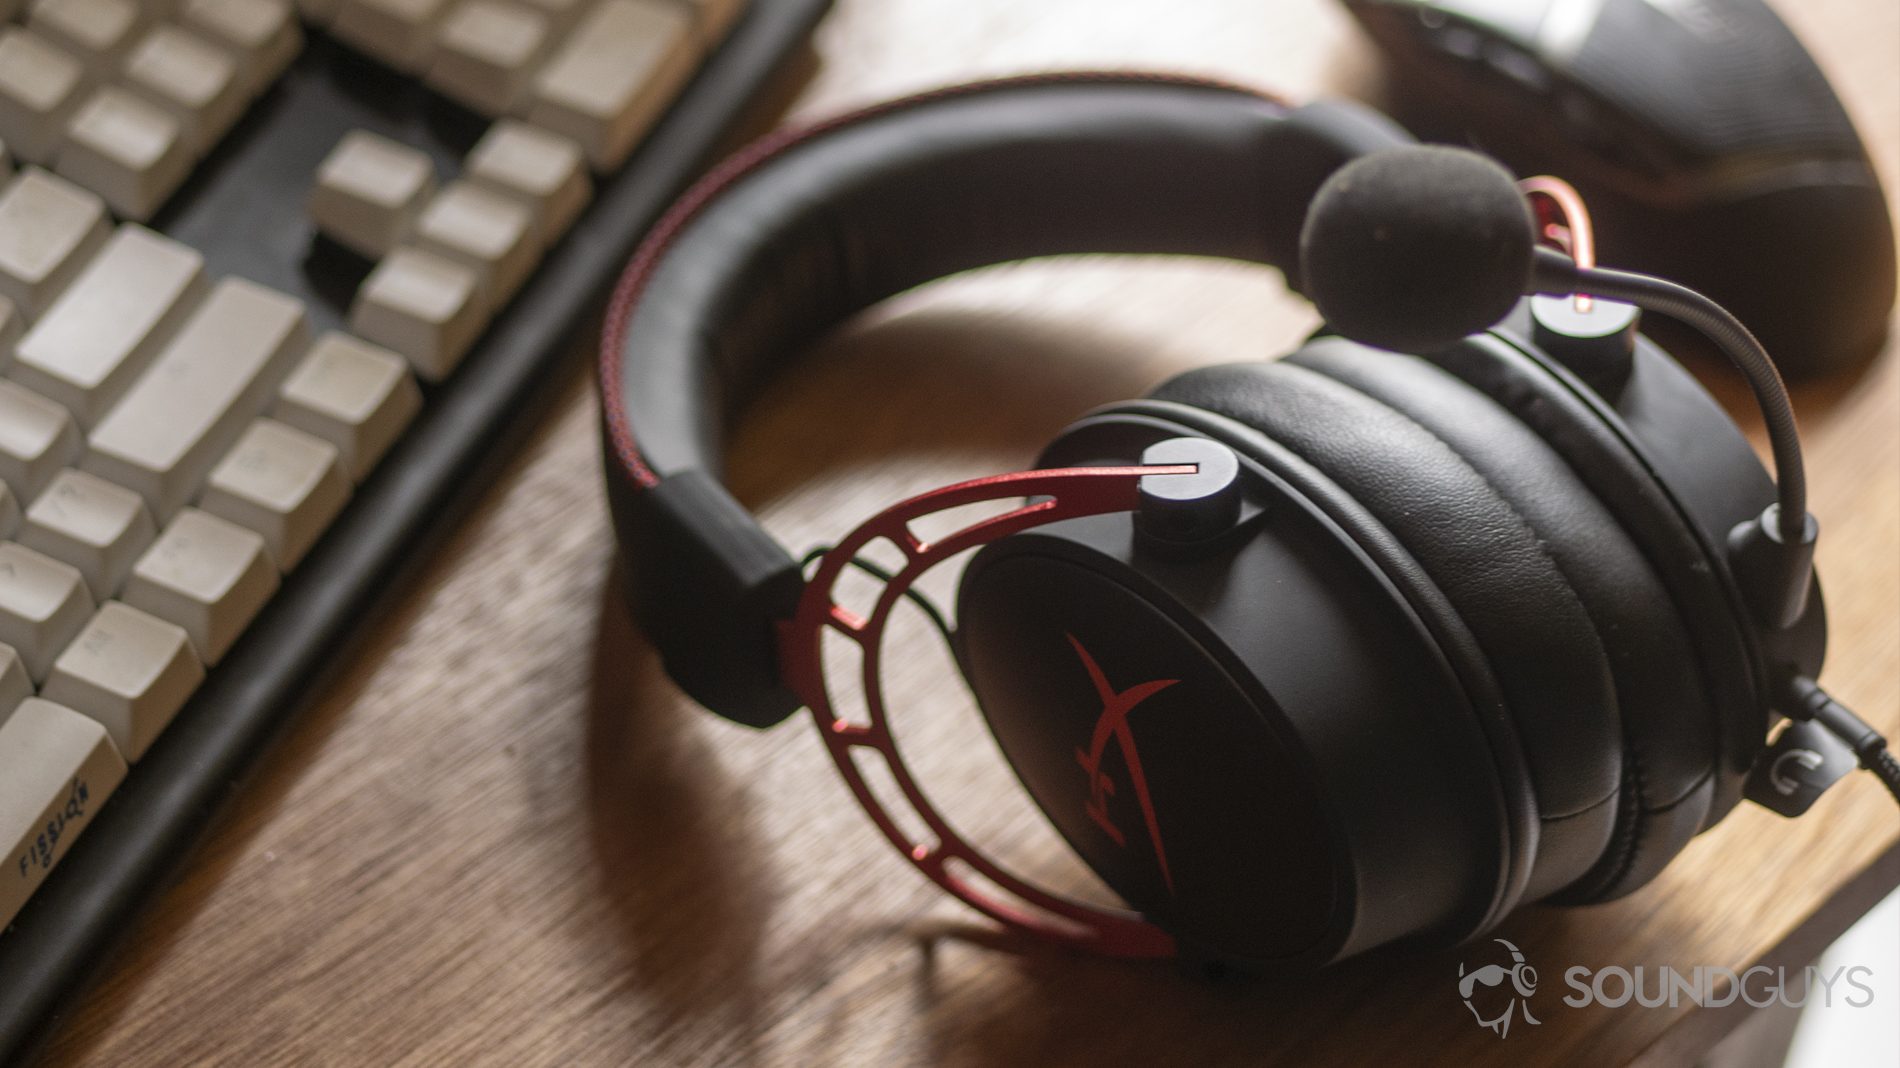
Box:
1284;339;1717;901
1149;361;1620;897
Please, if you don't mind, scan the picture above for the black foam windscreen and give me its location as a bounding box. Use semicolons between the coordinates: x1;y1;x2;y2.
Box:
1299;146;1536;353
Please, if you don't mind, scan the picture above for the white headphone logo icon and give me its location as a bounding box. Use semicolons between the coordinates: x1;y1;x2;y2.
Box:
1458;938;1542;1038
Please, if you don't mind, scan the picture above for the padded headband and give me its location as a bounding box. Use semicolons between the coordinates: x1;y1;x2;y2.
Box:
599;74;1414;725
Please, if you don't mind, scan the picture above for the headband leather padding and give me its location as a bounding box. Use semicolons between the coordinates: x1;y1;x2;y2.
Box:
602;78;1412;725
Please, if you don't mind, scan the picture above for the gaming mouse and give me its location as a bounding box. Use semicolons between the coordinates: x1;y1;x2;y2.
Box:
1344;0;1895;378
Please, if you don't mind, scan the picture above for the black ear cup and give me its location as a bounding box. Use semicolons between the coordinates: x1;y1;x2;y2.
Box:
1147;360;1626;898
1281;339;1719;900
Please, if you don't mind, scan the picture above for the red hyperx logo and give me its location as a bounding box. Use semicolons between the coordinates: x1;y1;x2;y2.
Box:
1068;634;1178;896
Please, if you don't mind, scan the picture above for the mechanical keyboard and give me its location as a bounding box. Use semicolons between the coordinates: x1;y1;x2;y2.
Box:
0;0;830;1060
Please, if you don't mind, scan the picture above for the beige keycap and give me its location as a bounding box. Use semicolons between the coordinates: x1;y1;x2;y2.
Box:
85;277;310;522
178;0;302;95
424;0;550;116
331;0;454;71
200;419;349;570
0;540;93;683
0;484;17;541
0;697;127;929
307;130;436;259
0;644;29;723
526;0;699;169
123;508;277;664
273;332;419;480
0;379;82;503
411;179;539;305
42;600;202;761
121;25;247;156
348;246;484;380
0;168;110;321
12;225;207;429
463;120;590;245
25;0;144;75
0;30;88;166
54;86;194;222
20;468;156;599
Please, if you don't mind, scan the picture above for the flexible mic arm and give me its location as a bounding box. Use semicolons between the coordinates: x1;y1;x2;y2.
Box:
1530;248;1900;809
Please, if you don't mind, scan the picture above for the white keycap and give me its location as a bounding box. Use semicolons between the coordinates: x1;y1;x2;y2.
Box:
0;30;88;166
121;25;247;156
411;179;538;305
0;296;20;372
424;0;550;116
331;0;454;72
200;419;348;570
42;600;202;761
178;0;302;95
0;168;111;321
0;697;127;929
463;119;589;245
349;246;484;380
12;225;207;428
0;644;29;723
273;332;419;480
0;484;17;540
0;379;82;503
122;508;277;664
85;277;310;522
526;0;699;169
54;86;194;222
20;468;156;599
25;0;144;75
0;540;93;683
307;130;435;259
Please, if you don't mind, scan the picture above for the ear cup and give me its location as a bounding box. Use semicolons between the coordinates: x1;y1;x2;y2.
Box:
1149;361;1622;897
1284;339;1718;901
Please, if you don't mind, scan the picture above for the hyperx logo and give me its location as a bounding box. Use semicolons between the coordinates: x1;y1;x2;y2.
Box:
1068;634;1178;896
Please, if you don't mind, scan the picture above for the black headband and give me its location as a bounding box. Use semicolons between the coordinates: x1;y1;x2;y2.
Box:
598;74;1412;725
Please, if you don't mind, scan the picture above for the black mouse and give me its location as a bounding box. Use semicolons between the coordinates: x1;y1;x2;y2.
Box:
1344;0;1895;378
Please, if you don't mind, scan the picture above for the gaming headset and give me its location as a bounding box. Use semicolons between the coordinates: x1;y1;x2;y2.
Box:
596;74;1899;970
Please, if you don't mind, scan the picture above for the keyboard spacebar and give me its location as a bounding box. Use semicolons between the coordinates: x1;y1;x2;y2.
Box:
83;278;310;523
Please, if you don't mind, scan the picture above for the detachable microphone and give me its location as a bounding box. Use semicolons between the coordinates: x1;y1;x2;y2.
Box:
1299;145;1540;353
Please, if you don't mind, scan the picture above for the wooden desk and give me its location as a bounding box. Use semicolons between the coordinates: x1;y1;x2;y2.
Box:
40;1;1898;1064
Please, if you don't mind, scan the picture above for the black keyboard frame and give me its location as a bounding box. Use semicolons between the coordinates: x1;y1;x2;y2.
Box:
0;1;832;1060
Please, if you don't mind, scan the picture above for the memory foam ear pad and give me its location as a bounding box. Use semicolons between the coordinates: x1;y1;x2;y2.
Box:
1149;361;1621;896
1284;339;1717;900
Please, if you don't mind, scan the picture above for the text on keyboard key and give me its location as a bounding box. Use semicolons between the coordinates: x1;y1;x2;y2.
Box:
0;29;89;166
21;468;156;600
13;224;208;429
526;0;701;170
0;167;110;321
0;540;94;684
348;246;484;380
122;507;277;665
85;276;310;522
53;86;196;222
0;379;82;504
42;600;204;761
272;332;419;481
200;419;349;571
0;697;127;929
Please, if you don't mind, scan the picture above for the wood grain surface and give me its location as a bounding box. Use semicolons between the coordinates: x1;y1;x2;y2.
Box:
37;1;1900;1065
